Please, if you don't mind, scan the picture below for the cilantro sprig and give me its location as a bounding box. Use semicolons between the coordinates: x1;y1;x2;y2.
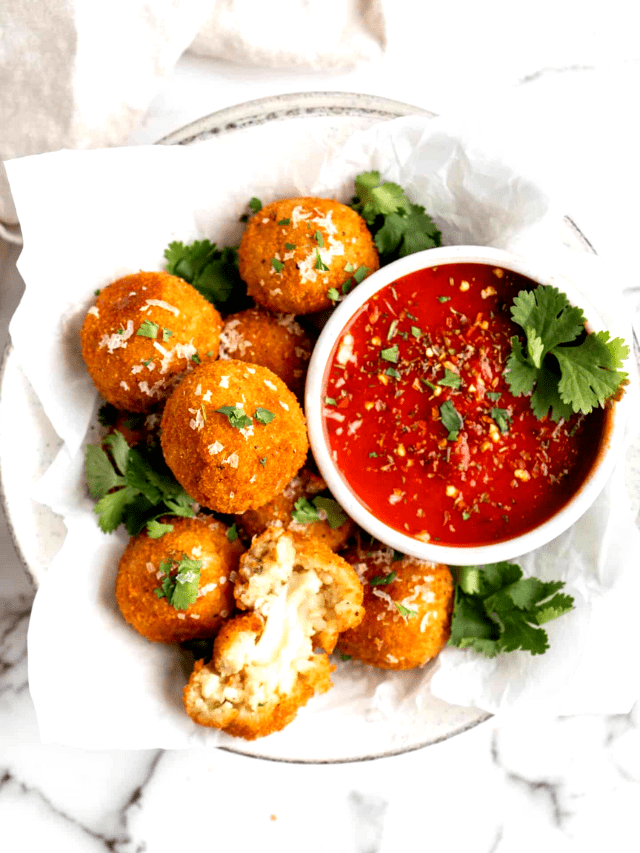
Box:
291;496;348;529
505;285;629;422
448;562;575;656
164;239;248;312
85;430;196;535
350;171;441;263
154;554;202;611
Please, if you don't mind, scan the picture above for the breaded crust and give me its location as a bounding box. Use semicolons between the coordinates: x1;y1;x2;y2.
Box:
337;544;454;670
218;307;313;398
80;271;222;412
238;198;379;314
115;515;242;644
236;467;354;551
160;360;308;513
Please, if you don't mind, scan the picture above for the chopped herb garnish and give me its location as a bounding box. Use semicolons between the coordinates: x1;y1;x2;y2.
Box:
227;523;239;542
421;377;437;391
487;391;501;402
253;407;275;425
491;407;512;434
191;352;200;365
249;197;262;212
385;367;401;379
285;242;296;251
411;326;422;339
162;328;173;342
438;296;451;303
325;397;337;406
154;554;202;611
291;496;347;529
94;289;101;296
344;262;355;273
448;561;575;656
327;287;340;302
215;405;252;430
164;239;247;312
314;230;324;247
387;320;398;340
136;320;159;339
395;602;418;619
271;257;284;273
438;369;461;390
440;400;463;440
380;344;399;363
259;457;267;466
353;265;369;284
369;451;378;458
370;571;397;586
278;218;291;225
315;250;330;271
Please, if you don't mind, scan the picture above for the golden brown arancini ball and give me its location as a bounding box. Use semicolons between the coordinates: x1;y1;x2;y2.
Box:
218;307;313;397
115;515;242;644
238;198;379;314
81;271;222;412
337;543;454;670
160;360;308;514
236;467;354;551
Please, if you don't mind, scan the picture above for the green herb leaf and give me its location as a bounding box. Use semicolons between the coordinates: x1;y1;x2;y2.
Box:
438;369;461;390
395;602;418;619
448;562;575;656
285;242;296;251
253;407;275;425
327;287;340;301
380;344;399;363
103;431;131;476
85;444;125;499
440;400;463;439
227;523;239;542
146;519;174;539
216;405;252;430
506;285;629;421
271;257;284;273
385;367;401;379
312;496;348;529
291;497;320;525
370;571;397;586
164;240;248;312
136;320;159;339
324;397;337;406
278;218;291;225
248;197;262;213
353;265;369;284
162;328;173;342
154;554;203;611
314;230;324;247
438;296;451;303
93;486;139;533
490;407;512;434
315;249;330;272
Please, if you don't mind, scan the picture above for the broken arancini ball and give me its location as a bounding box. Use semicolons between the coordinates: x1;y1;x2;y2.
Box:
218;307;313;397
80;271;222;412
236;467;354;551
115;515;242;644
182;527;364;739
337;542;454;670
160;360;308;514
238;197;379;314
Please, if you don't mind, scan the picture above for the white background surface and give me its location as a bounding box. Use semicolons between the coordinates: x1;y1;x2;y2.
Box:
2;34;640;853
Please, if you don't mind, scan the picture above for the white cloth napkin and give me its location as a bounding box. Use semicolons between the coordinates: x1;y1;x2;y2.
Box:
0;0;386;239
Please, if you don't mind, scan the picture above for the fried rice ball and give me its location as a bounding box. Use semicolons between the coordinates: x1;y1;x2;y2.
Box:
160;360;308;514
81;271;222;412
238;197;379;314
115;515;242;644
236;467;354;551
183;528;364;739
337;542;454;670
218;307;313;397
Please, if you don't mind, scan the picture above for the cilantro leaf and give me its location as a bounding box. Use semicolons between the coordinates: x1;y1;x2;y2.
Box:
136;320;159;339
291;497;320;525
370;571;397;586
227;523;239;542
146;519;174;539
103;431;131;477
490;407;512;434
215;405;252;430
93;486;138;533
164;240;248;312
506;285;629;421
312;496;347;529
351;172;410;223
448;562;575;657
438;369;461;390
85;444;125;499
154;555;202;611
440;400;463;440
395;602;418;619
253;407;275;425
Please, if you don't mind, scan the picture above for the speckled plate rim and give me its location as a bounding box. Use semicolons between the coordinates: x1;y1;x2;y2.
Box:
1;91;605;762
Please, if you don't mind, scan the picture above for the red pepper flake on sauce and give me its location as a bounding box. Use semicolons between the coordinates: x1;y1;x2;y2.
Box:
322;263;609;547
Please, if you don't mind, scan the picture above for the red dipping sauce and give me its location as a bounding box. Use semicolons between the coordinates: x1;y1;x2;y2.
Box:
322;263;609;547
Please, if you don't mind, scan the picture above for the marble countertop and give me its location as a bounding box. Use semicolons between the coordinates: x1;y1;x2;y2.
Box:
2;40;640;851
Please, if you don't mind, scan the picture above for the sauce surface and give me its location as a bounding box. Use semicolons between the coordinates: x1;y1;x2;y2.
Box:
322;263;607;546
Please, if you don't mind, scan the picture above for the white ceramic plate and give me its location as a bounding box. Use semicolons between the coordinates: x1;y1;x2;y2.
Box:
3;92;638;762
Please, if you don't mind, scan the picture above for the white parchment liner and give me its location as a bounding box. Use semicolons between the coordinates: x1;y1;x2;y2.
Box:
7;115;640;749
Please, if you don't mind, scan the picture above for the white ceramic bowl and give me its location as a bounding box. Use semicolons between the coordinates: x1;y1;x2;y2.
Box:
306;245;628;566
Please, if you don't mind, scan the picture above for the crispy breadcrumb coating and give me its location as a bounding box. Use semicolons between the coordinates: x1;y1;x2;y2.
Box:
160;360;308;513
115;515;242;644
81;271;222;412
183;528;364;739
337;542;454;670
238;198;379;314
218;307;313;398
236;467;354;551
